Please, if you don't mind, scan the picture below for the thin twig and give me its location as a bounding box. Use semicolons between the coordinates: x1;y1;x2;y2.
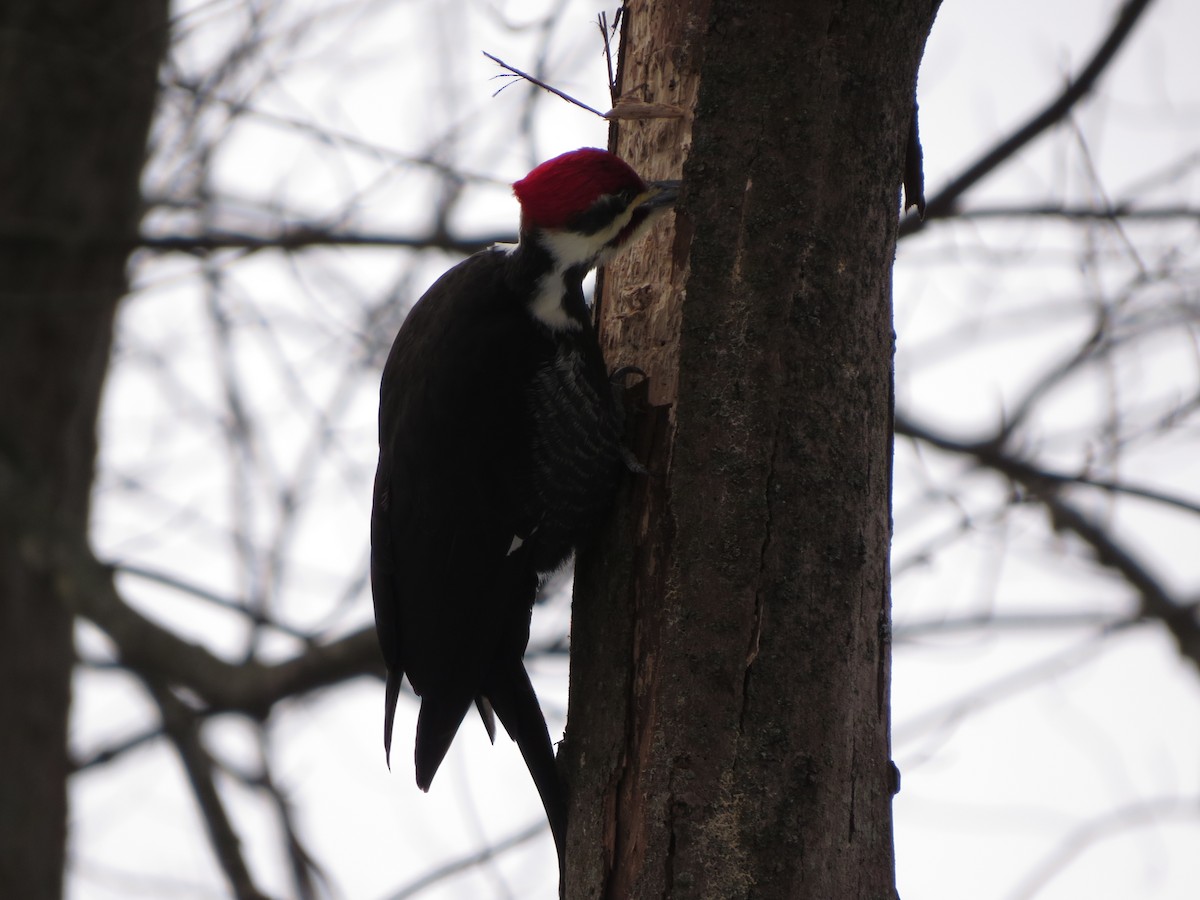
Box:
483;51;608;120
599;10;619;103
1066;115;1149;279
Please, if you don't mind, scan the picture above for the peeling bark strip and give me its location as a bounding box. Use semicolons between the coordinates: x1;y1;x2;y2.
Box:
567;1;940;898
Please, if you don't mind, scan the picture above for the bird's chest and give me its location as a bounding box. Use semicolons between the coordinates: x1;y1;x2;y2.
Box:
527;345;620;478
520;344;623;564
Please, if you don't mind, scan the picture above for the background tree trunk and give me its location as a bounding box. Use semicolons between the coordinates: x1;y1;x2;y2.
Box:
0;2;168;896
568;1;940;897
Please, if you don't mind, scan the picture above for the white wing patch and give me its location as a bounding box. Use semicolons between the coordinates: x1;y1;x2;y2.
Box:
507;534;525;555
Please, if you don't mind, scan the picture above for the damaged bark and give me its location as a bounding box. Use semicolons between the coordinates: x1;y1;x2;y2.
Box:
567;0;940;898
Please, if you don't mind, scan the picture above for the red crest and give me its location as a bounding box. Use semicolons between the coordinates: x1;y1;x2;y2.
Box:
513;148;647;229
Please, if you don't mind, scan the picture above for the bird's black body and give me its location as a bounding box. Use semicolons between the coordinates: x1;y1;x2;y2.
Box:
370;148;677;883
371;243;624;867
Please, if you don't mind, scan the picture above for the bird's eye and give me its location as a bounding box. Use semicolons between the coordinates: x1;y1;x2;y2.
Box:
566;191;634;236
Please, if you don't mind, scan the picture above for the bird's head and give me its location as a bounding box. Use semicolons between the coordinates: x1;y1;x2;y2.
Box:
513;148;679;271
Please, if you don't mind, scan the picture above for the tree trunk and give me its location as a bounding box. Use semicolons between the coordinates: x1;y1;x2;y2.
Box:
567;1;939;897
0;2;168;896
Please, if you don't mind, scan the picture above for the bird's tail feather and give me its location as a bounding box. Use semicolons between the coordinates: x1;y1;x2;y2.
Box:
414;692;474;791
383;669;402;770
475;695;497;743
485;659;567;880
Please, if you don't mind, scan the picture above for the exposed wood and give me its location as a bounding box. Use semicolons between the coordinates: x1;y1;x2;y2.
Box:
565;2;707;896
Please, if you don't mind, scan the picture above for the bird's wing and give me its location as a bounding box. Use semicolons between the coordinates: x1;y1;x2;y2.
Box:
370;252;544;774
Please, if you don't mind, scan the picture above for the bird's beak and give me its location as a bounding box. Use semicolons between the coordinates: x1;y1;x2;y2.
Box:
637;179;681;211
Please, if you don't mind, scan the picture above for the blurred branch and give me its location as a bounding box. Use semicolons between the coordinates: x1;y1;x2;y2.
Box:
159;78;510;185
894;633;1112;745
0;220;505;256
115;562;315;640
953;204;1200;223
894;609;1128;640
896;412;1200;672
14;481;381;713
897;415;1200;517
138;228;505;255
1039;490;1200;668
145;678;272;900
202;256;268;661
141;229;503;256
995;316;1112;446
383;819;549;900
218;733;328;900
1006;795;1200;900
257;761;326;900
900;0;1158;238
71;725;163;773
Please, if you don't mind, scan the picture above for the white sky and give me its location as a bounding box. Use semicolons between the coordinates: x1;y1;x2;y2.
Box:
69;1;1200;898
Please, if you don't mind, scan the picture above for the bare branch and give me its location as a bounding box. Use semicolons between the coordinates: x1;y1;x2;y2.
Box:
894;633;1114;745
1038;491;1200;669
218;734;330;900
901;0;1159;237
71;726;163;773
145;679;272;900
115;562;315;640
160;77;507;182
1007;795;1200;900
894;609;1129;641
896;415;1200;517
141;229;502;256
382;819;549;900
895;413;1200;672
0;220;504;256
951;204;1200;223
12;486;381;714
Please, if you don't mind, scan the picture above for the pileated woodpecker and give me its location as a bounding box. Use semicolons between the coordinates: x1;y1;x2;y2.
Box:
371;148;678;874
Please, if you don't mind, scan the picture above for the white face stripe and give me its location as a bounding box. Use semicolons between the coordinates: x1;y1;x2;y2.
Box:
537;199;644;270
537;229;608;271
526;197;670;332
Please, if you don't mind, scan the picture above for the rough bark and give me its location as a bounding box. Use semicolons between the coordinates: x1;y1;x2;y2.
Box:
0;2;168;896
567;1;940;897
